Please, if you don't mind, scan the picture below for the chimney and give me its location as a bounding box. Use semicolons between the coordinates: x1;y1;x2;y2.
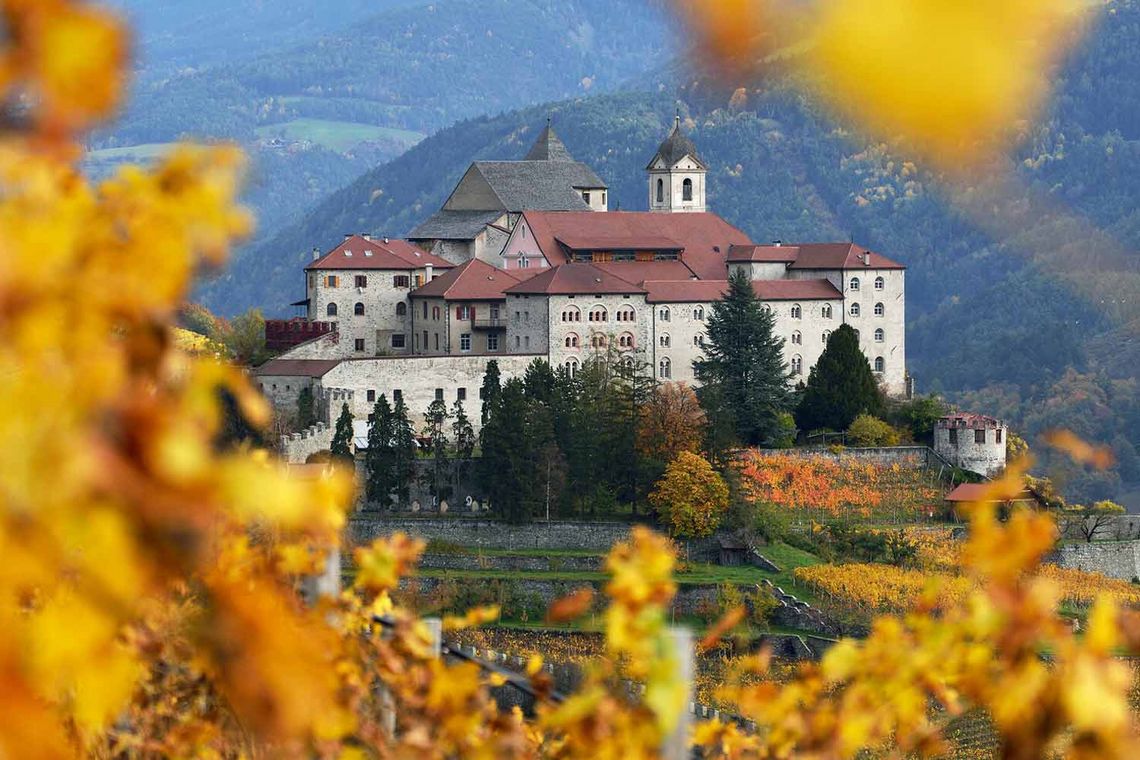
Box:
863;252;871;266
343;233;352;240
362;233;371;241
383;237;390;244
773;240;782;247
311;247;320;261
425;263;433;281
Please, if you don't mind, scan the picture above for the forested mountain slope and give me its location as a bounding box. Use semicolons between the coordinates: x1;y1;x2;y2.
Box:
205;1;1140;503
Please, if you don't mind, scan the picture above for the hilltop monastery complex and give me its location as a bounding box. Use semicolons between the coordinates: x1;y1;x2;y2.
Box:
257;119;909;437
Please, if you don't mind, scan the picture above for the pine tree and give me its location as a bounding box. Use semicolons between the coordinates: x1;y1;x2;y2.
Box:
480;379;529;522
480;360;501;427
364;395;396;508
795;324;884;433
391;396;416;506
694;269;792;446
522;358;557;407
330;402;354;462
421;398;451;502
451;399;476;498
296;385;317;430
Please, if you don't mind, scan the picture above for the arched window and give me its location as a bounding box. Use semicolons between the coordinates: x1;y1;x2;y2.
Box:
874;357;885;373
762;304;773;314
656;178;664;204
791;355;803;375
562;306;581;322
565;333;579;349
874;328;884;342
564;359;579;377
854;329;860;341
591;333;606;348
850;277;861;291
432;306;441;320
617;306;636;322
693;335;705;347
874;302;885;317
326;302;338;317
693;306;704;320
618;332;634;349
659;334;671;348
791;330;802;345
354;302;365;316
850;302;860;317
682;178;693;201
874;276;885;290
589;307;607;322
791;303;802;319
659;357;672;379
396;302;407;317
822;330;832;344
822;304;833;319
659;306;670;321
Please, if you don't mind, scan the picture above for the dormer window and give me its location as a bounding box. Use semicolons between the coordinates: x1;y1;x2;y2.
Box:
582;191;591;205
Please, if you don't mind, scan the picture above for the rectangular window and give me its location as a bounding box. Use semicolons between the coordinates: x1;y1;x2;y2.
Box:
434;333;439;351
457;305;472;320
392;334;406;348
308;273;315;289
367;390;376;403
975;429;986;444
423;302;428;319
354;338;365;352
460;333;471;352
355;275;367;288
949;428;958;445
393;275;410;288
524;336;530;349
996;429;1003;444
326;275;338;288
435;388;444;402
457;387;467;401
393;389;402;403
487;333;499;351
582;191;591;205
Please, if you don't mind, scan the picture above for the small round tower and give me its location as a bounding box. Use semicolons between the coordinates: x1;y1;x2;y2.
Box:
934;412;1007;477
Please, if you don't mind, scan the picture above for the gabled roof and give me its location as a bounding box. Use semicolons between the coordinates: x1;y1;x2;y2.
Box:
254;359;341;377
945;483;1039;504
644;279;729;303
784;243;905;270
517;211;751;279
555;234;684;253
504;262;645;296
409;258;522;301
470;161;606;208
751;280;843;301
407;210;506;241
306;235;454;271
727;244;800;263
524;124;574;161
593;260;698;285
647;116;708;171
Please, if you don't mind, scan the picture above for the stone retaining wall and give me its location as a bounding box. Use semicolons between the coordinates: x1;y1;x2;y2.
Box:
761;578;849;637
1047;541;1140;582
418;552;601;573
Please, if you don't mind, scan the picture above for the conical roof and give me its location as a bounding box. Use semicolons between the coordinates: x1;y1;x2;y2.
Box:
647;116;706;170
524;122;574;161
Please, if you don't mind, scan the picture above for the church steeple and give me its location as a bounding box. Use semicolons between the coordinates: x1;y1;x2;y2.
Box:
525;119;573;162
647;115;707;213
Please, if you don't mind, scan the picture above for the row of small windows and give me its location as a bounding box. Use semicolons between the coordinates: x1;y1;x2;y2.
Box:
784;354;887;375
654;178;695;203
793;328;886;344
769;304;835;319
849;276;886;291
848;302;887;317
563;332;637;350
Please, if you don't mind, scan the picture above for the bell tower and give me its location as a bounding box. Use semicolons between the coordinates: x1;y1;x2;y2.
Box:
647;115;707;213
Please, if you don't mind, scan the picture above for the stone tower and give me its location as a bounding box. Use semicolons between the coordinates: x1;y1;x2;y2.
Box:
647;115;708;213
934;413;1008;477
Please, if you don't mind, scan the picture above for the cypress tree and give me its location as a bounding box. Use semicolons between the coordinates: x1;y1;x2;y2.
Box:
451;399;475;497
421;398;452;502
330;402;354;462
694;269;791;446
795;324;884;432
364;395;396;508
480;360;501;427
481;379;530;522
391;396;416;506
296;385;317;429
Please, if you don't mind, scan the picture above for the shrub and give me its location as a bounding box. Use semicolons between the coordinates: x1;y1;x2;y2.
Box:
847;414;901;447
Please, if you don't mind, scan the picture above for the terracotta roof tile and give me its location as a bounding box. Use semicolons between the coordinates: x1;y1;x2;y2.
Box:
726;244;799;263
254;359;341;377
306;235;455;271
751;280;843;301
644;280;728;303
592;260;697;285
409;259;521;301
785;242;905;270
504;262;645;296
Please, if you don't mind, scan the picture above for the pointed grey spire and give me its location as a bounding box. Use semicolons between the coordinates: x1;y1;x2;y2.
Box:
648;115;706;170
524;122;573;161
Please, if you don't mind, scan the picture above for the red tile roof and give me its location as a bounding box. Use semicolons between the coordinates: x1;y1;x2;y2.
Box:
555;234;684;251
518;211;752;279
504;262;646;296
784;242;905;270
644;280;728;303
751;279;843;301
726;244;799;263
945;483;1037;503
306;235;455;271
409;258;522;301
254;359;341;377
592;260;697;285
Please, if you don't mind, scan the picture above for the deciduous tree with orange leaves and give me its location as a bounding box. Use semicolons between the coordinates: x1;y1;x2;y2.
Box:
636;381;707;465
649;451;730;539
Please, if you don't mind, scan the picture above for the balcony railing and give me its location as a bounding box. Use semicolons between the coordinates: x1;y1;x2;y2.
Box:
471;318;507;330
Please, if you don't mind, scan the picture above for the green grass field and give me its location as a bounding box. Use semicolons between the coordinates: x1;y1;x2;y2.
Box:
254;118;424;152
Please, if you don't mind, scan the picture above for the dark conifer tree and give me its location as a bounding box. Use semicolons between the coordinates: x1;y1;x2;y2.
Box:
795;324;884;432
391;395;416;506
421;398;452;502
364;395;396;508
296;385;317;430
694;269;791;446
479;360;501;427
330;402;354;462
